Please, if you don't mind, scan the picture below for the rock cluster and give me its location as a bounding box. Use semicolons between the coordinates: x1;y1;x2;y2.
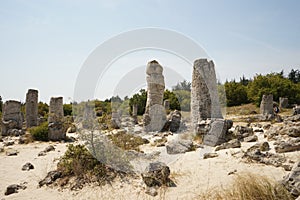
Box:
282;161;300;198
162;110;182;132
196;118;233;147
143;60;166;132
141;162;175;196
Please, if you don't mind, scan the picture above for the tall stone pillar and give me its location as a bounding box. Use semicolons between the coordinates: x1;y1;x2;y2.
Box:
191;59;223;131
143;60;166;132
25;89;38;128
132;104;138;117
1;100;23;136
48;97;65;140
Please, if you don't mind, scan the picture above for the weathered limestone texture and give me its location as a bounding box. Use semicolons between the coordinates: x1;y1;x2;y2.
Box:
191;59;223;131
1;100;23;136
260;94;274;115
143;60;166;132
279;97;289;109
48;97;65;140
25;89;38;128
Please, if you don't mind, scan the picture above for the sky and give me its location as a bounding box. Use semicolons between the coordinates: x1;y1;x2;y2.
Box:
0;0;300;103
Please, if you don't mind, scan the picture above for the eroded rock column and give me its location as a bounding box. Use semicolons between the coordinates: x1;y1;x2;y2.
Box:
48;97;65;140
191;59;223;131
25;89;38;128
143;60;166;132
260;94;274;115
1;100;23;136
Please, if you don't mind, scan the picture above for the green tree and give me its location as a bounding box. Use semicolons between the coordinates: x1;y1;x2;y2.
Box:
63;103;73;116
129;89;147;115
288;69;300;83
172;80;191;91
247;72;300;105
163;89;181;110
225;81;249;106
38;102;49;117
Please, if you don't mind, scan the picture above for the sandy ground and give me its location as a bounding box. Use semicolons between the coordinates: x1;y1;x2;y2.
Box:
0;129;299;200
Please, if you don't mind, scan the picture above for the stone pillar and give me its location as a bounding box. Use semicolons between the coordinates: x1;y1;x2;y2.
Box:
111;111;121;129
132;104;138;124
1;100;23;136
25;89;38;128
48;97;65;140
260;94;274;115
132;104;138;117
279;97;288;109
143;60;166;132
164;100;170;110
191;59;223;131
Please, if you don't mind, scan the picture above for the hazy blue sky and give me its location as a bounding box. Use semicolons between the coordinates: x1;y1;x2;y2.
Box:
0;0;299;102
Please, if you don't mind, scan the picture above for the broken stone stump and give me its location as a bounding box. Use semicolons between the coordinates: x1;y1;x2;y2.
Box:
202;119;233;147
25;89;38;128
143;60;166;132
164;100;170;111
1;100;23;136
279;97;289;109
111;111;121;129
132;104;138;124
191;58;223;131
48;97;65;141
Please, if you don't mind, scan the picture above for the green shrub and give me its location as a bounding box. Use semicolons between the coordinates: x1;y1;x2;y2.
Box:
29;122;49;141
57;144;120;186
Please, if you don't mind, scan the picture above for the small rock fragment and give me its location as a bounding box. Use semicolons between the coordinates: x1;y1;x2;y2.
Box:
22;162;34;171
203;153;218;159
5;149;18;156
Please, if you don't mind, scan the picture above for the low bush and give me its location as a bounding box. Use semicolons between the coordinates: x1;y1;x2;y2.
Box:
57;144;125;188
29;122;49;141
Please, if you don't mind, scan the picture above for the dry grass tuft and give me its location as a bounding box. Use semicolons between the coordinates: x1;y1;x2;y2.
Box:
107;132;149;151
197;173;293;200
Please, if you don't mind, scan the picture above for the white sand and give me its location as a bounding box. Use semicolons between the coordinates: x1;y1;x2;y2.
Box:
0;133;299;200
